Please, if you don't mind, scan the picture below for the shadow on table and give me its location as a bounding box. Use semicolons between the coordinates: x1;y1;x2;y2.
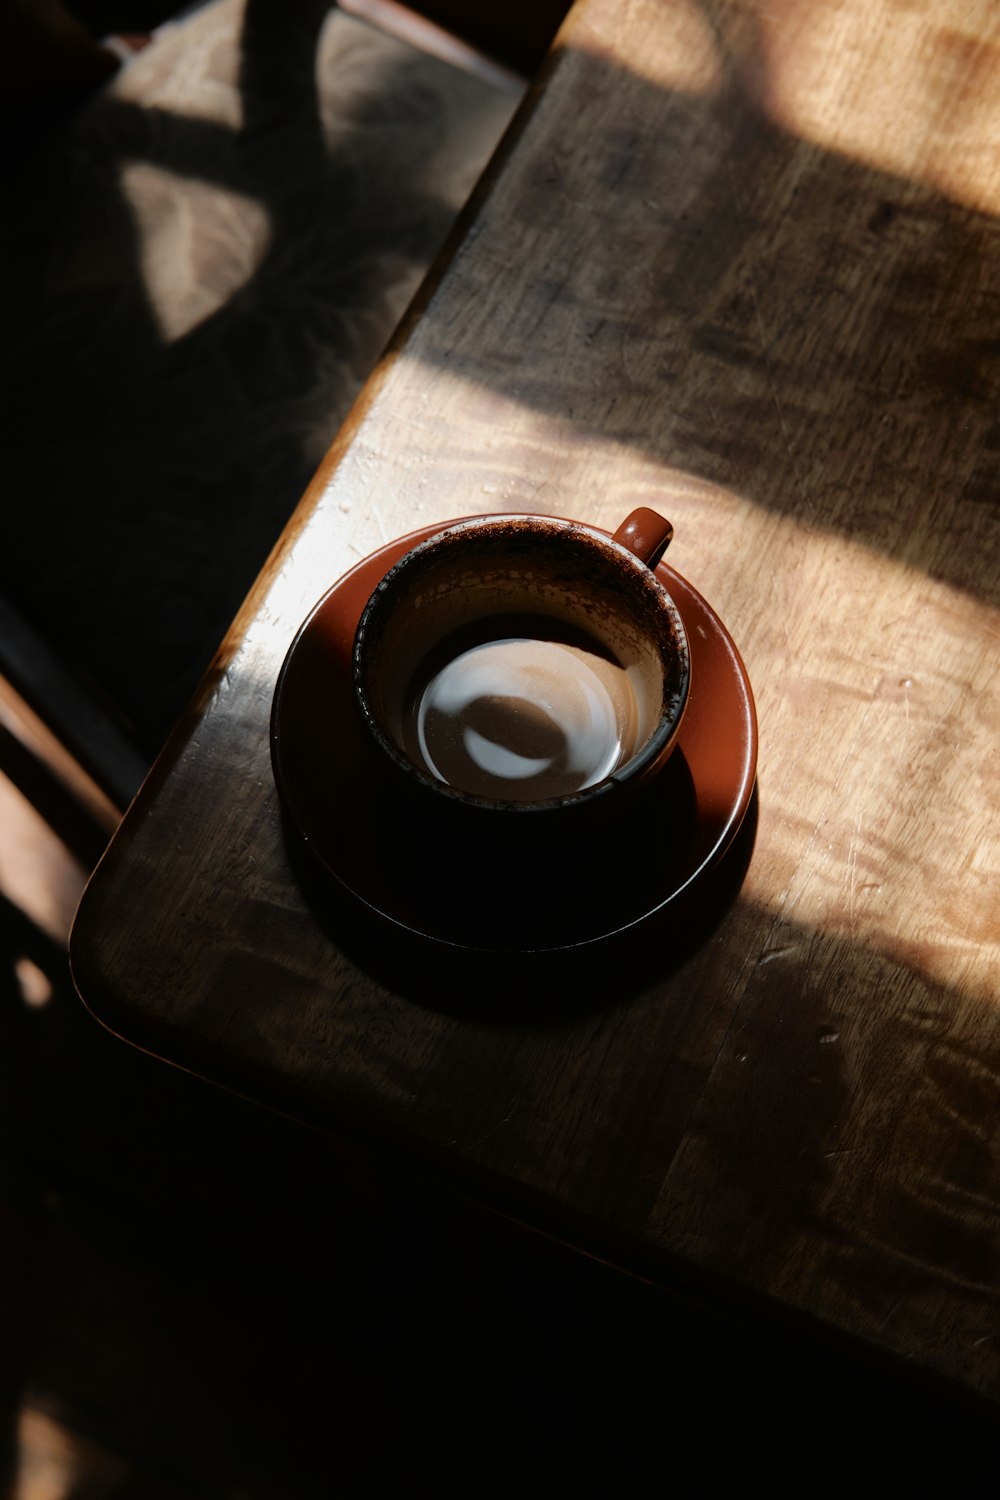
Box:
410;3;1000;609
9;855;1000;1497
267;802;1000;1498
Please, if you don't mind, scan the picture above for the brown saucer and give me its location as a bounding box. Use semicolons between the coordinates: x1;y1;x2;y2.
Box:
270;520;757;953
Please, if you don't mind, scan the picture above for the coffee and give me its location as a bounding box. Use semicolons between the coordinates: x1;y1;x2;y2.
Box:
400;615;639;802
353;512;690;815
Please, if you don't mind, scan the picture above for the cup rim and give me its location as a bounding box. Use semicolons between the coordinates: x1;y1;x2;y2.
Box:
352;513;691;814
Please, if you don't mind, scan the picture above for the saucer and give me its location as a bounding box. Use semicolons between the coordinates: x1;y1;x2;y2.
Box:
270;520;757;953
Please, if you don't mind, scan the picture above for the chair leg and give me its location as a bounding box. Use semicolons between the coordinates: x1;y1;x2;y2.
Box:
0;596;147;832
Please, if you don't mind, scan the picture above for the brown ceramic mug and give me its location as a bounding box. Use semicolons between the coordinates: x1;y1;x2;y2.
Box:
352;510;690;818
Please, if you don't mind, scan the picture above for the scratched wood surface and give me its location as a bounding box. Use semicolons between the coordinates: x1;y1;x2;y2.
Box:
72;0;1000;1401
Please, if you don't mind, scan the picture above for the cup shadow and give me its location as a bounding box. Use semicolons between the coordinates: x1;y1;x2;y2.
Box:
282;781;758;1024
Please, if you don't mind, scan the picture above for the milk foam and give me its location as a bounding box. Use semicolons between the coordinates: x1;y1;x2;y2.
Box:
414;636;636;800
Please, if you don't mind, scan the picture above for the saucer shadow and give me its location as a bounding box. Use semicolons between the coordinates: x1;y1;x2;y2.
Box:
282;782;758;1025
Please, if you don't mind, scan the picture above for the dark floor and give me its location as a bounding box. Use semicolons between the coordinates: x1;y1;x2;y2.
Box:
0;0;522;763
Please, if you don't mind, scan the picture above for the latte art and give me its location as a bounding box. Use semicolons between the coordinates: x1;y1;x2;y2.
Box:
404;625;640;802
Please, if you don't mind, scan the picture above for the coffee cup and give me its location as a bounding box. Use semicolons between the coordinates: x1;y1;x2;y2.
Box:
352;509;690;819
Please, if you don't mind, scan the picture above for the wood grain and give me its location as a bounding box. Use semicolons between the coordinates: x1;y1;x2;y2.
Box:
72;0;1000;1402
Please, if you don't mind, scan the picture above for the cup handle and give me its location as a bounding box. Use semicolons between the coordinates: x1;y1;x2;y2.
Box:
612;508;674;571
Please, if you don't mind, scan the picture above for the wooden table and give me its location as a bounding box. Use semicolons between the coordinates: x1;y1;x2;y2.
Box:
71;0;1000;1410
